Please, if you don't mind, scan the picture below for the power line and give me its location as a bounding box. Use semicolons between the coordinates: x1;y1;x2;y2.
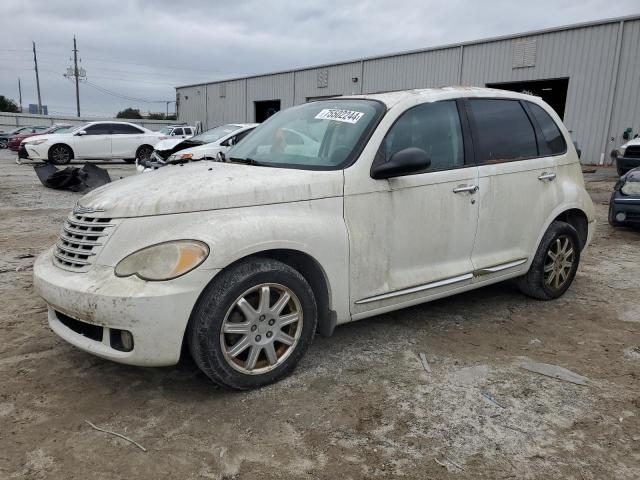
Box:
84;80;170;103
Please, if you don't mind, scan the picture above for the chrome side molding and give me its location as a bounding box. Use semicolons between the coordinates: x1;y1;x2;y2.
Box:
473;258;528;276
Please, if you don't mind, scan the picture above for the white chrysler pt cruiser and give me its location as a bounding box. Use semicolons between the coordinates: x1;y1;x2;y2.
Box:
34;87;595;390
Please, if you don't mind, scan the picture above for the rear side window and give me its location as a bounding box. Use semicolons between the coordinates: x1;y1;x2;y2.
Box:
526;102;567;155
111;124;144;134
184;128;193;135
468;99;538;163
383;100;464;172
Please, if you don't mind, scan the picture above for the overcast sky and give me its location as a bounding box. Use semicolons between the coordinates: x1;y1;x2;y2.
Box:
0;0;638;117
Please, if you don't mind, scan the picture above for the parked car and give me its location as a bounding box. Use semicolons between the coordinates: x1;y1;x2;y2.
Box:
157;125;196;139
33;87;595;390
137;123;257;172
613;138;640;176
0;126;47;149
609;167;640;227
9;124;72;151
19;121;163;164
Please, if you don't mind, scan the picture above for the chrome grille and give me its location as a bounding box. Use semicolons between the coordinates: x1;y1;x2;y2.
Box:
54;213;115;271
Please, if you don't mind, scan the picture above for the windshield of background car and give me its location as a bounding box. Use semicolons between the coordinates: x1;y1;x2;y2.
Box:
191;125;242;144
159;127;173;134
228;100;384;169
69;123;90;133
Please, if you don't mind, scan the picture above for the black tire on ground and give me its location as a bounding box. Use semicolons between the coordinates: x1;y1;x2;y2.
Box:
187;257;317;390
135;145;154;161
518;221;581;301
0;139;7;149
47;144;73;165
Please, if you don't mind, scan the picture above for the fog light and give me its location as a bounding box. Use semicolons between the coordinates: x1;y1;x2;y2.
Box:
110;328;134;352
616;212;627;222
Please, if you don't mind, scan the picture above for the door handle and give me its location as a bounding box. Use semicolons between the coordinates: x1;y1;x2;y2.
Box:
453;184;479;194
538;172;557;181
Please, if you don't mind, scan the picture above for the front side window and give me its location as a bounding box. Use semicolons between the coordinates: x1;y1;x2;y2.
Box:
229;100;384;169
84;124;111;135
468;99;538;163
382;100;464;171
526;102;567;155
172;128;184;136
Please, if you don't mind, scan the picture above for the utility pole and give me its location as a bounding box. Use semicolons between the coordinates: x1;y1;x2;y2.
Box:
65;36;85;117
18;78;23;113
73;36;80;117
32;41;42;115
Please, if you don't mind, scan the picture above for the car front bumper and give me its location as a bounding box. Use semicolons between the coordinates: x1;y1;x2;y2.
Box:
610;193;640;225
33;247;219;366
20;143;46;160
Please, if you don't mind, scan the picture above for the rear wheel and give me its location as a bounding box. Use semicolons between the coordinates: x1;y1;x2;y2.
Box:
135;145;153;162
188;258;317;390
518;221;581;300
0;139;7;149
48;144;73;165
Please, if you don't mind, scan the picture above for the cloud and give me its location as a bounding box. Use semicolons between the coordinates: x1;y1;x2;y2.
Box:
0;0;638;116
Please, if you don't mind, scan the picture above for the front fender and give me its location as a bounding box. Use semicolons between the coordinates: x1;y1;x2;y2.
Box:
95;197;351;323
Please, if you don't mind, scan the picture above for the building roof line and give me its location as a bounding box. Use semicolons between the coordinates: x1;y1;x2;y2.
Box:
175;13;640;89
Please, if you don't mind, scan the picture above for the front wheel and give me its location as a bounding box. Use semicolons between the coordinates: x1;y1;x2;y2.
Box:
0;139;8;149
518;221;581;300
48;144;73;165
188;258;317;390
135;145;153;162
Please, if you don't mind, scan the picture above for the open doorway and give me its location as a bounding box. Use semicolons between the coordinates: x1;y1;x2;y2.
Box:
255;100;281;123
486;78;569;119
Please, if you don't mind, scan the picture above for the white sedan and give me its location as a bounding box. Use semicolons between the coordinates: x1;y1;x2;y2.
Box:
19;121;163;164
137;123;257;172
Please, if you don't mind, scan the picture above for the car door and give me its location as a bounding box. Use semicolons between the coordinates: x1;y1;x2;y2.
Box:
72;123;112;159
110;123;145;159
345;99;480;317
466;98;565;281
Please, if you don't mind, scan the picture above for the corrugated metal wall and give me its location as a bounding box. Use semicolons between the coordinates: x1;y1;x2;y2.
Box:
607;19;640;156
177;16;640;165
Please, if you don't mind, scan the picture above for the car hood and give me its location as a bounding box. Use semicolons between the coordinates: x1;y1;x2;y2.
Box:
22;133;71;144
78;161;344;218
153;138;187;151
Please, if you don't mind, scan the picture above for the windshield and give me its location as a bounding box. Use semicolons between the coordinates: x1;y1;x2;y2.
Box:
191;124;242;144
228;100;383;169
158;127;173;134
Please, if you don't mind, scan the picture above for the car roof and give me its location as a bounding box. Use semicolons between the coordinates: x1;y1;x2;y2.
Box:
334;86;545;109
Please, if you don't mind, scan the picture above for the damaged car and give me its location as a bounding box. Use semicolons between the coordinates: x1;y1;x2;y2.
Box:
612;137;640;176
609;167;640;227
138;123;257;172
33;87;595;390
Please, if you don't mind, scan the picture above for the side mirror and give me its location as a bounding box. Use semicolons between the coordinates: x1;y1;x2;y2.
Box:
371;147;431;179
76;130;87;136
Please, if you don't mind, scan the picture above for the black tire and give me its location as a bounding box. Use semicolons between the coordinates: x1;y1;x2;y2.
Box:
47;144;73;165
0;139;7;149
518;221;581;300
135;145;153;161
187;257;317;390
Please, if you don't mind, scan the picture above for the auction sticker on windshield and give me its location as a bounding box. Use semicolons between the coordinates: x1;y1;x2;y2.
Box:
315;109;364;124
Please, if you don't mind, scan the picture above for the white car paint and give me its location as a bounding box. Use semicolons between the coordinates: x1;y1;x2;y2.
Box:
21;121;163;161
33;87;595;369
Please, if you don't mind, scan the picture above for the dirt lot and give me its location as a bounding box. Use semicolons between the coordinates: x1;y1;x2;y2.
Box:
0;150;638;480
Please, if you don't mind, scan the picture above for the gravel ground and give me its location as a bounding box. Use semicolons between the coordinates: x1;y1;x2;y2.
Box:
0;149;639;479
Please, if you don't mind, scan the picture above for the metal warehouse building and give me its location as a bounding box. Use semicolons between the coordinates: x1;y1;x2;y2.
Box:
176;15;640;165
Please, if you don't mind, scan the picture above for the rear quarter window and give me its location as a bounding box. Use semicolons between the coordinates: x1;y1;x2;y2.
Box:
468;99;538;163
526;102;567;155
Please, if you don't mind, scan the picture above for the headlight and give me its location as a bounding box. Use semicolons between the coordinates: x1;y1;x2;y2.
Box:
621;181;640;196
114;240;209;281
168;153;193;161
26;139;47;146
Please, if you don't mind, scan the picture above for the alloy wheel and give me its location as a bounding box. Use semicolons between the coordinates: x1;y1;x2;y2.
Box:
51;146;70;163
543;235;575;290
220;283;303;375
138;146;153;160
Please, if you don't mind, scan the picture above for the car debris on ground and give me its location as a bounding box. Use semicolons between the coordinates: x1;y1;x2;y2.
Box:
520;360;589;385
33;162;111;192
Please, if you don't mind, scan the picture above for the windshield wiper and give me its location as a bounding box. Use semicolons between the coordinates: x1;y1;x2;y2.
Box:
228;156;264;166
